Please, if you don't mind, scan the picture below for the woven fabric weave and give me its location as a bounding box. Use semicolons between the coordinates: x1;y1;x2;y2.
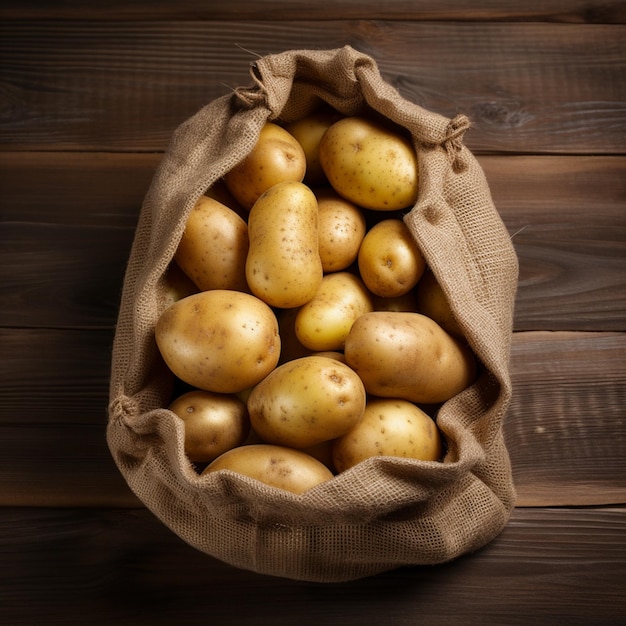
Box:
107;46;518;583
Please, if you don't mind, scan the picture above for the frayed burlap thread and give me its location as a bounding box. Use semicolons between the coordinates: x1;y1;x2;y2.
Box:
107;45;518;583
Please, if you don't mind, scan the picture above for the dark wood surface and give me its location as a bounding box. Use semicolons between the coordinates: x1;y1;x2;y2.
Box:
1;2;625;624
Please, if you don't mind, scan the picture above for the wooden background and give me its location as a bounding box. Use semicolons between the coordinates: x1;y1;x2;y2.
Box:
1;1;625;623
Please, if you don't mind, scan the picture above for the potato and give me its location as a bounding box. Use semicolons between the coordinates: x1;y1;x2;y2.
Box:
319;116;419;211
295;272;373;352
223;122;306;211
174;195;249;292
155;290;280;393
358;219;426;298
416;268;464;338
247;356;366;449
285;110;342;186
372;290;419;313
204;179;247;220
332;398;443;472
344;311;477;404
169;390;249;463
246;181;323;308
160;262;198;310
202;444;333;494
315;188;367;273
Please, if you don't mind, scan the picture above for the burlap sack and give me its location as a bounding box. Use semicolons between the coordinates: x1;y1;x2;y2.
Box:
107;45;518;583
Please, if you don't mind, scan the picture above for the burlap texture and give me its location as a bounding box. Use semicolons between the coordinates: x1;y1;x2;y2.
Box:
107;45;518;583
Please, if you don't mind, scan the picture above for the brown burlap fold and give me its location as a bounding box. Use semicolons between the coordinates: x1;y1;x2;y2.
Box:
107;45;518;583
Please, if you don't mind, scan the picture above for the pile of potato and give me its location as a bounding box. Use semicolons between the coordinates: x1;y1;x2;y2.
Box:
155;108;478;494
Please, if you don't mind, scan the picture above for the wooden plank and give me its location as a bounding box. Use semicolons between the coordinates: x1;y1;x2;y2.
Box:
0;21;624;154
1;328;624;507
1;0;626;22
0;506;624;624
1;152;624;331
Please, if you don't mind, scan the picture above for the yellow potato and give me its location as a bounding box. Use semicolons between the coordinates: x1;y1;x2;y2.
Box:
315;188;367;273
169;390;249;463
295;272;373;352
204;179;247;220
358;219;426;298
416;268;464;338
160;262;198;310
319;116;419;211
285;110;342;186
332;398;443;472
344;311;477;404
174;195;249;292
223;122;306;211
246;181;323;308
247;355;366;449
155;290;280;393
202;444;333;494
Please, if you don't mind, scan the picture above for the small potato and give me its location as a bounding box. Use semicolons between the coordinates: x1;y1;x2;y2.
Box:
160;262;199;310
416;268;464;338
155;290;280;393
285;110;342;186
332;398;443;472
202;444;334;494
295;272;373;352
174;195;249;292
319;116;419;211
246;181;323;308
344;311;477;404
358;219;426;298
223;123;306;211
248;356;366;449
315;188;367;273
169;390;249;463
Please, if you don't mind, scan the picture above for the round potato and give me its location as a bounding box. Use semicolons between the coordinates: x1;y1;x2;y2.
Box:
319;116;419;211
344;311;477;404
246;181;323;308
315;188;367;273
174;195;249;292
358;219;426;298
285;110;342;186
295;272;373;352
202;444;334;494
416;268;464;338
332;398;443;472
169;390;249;463
155;290;280;393
247;355;366;449
223;122;306;211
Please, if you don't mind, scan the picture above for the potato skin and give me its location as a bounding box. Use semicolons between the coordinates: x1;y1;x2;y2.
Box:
319;116;419;211
344;311;477;404
357;219;426;298
155;290;280;394
169;390;250;463
202;444;334;494
174;195;249;292
246;181;323;308
295;271;373;352
416;268;464;338
332;398;443;472
315;188;366;273
223;122;306;211
247;356;366;449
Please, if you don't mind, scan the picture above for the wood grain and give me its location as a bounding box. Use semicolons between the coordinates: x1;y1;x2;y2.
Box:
1;328;623;507
0;506;624;625
1;0;626;22
1;21;624;153
2;153;624;331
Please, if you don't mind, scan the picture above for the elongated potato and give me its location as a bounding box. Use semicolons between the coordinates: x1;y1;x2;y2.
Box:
202;444;334;494
344;311;477;404
246;181;323;308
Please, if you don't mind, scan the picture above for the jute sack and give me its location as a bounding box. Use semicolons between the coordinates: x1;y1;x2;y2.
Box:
107;45;518;583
